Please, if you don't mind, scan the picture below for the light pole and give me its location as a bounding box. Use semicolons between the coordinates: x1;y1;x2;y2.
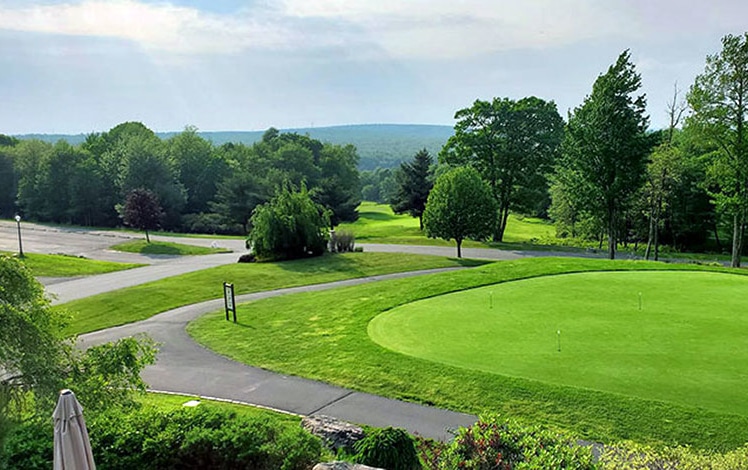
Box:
14;214;23;258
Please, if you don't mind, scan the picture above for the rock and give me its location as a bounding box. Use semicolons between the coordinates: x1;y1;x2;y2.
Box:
301;415;365;451
313;462;385;470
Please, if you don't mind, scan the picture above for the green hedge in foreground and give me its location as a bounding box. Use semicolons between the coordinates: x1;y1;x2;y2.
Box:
1;406;322;470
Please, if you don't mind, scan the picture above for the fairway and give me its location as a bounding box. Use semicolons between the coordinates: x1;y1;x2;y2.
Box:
369;271;748;415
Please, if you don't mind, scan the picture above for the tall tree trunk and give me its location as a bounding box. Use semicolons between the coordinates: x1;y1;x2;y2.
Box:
607;211;616;260
456;238;463;258
713;223;722;250
494;204;510;242
653;198;662;261
644;211;655;260
145;229;150;243
732;212;745;268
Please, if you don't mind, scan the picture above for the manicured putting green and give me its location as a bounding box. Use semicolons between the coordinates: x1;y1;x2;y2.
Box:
369;271;748;415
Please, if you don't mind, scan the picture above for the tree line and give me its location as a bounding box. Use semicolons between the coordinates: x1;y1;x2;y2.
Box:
0;123;361;234
3;33;747;266
391;34;748;267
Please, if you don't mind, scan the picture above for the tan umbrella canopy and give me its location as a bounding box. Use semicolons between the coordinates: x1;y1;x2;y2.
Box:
53;389;96;470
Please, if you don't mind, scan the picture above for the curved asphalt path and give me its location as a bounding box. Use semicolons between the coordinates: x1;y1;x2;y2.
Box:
78;268;477;441
1;219;605;440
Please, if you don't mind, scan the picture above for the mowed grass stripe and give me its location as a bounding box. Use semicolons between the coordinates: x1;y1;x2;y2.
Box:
1;251;144;277
338;201;556;247
188;257;748;450
60;252;487;335
369;271;748;416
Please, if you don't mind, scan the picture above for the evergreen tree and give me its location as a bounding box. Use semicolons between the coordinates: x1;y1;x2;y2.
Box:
390;149;434;230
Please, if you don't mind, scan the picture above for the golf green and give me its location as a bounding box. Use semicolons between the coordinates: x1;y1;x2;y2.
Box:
368;271;748;415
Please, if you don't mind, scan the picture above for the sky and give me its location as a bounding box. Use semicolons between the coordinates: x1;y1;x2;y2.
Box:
1;0;746;134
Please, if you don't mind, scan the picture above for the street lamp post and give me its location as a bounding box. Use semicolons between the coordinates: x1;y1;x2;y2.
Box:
14;214;23;258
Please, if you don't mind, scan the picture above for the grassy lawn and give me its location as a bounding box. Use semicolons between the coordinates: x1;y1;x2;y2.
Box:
370;271;748;416
110;240;232;255
188;257;748;451
338;201;556;248
61;252;486;335
1;251;143;277
139;392;299;423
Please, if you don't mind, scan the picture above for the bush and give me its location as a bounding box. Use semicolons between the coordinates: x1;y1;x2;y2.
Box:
237;253;256;263
424;414;595;470
600;442;748;469
329;230;356;253
1;406;322;470
353;427;420;470
248;184;330;261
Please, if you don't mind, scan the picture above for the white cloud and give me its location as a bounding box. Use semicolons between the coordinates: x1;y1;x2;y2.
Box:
0;0;291;54
280;0;640;58
1;0;746;60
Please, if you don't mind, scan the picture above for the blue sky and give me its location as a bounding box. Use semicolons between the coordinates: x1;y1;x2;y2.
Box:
1;0;746;134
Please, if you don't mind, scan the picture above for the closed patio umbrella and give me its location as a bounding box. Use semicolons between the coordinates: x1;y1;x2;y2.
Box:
53;389;96;470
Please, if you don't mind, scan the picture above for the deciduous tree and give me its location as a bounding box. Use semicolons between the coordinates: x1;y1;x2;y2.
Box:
423;167;497;258
688;33;748;267
121;188;164;243
441;97;564;241
555;50;651;259
0;255;156;446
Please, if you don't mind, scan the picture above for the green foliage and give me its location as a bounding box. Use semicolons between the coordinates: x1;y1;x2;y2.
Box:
248;184;330;261
120;187;164;242
432;414;595;469
600;442;748;469
390;148;434;229
0;255;69;419
0;255;156;448
441;96;564;241
353;427;420;470
556;50;651;259
314;143;362;227
423;166;497;257
1;406;322;470
687;33;748;267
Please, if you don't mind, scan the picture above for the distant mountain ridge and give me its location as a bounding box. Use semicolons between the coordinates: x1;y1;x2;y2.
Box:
14;123;454;170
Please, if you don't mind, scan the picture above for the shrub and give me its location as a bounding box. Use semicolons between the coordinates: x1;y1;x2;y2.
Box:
432;414;595;470
1;405;322;470
600;442;748;469
329;230;356;253
353;427;420;470
237;253;256;263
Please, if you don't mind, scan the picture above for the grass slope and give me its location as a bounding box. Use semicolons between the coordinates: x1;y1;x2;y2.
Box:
339;202;556;248
1;251;143;277
61;252;485;335
369;271;748;416
188;257;748;451
140;392;299;423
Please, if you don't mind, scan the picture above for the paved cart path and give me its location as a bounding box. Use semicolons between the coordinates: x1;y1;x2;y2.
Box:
79;268;477;441
0;220;607;441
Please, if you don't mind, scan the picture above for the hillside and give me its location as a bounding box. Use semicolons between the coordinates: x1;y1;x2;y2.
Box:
15;124;454;170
